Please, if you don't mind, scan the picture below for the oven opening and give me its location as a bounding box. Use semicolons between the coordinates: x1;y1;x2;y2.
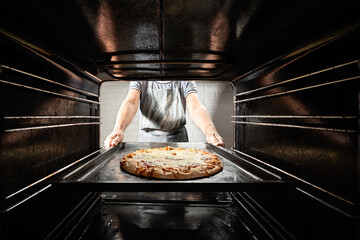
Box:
99;80;234;148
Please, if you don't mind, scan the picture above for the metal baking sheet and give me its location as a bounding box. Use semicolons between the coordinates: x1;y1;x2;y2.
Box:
54;142;285;191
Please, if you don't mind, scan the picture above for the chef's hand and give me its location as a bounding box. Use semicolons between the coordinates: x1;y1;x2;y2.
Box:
104;129;124;150
206;132;225;147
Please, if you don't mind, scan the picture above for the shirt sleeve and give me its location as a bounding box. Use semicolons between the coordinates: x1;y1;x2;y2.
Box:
129;81;142;94
183;81;197;97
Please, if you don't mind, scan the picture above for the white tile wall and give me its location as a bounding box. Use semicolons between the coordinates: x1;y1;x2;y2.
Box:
100;81;234;148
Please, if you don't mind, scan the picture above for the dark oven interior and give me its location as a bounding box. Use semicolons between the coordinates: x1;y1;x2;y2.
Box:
0;1;359;239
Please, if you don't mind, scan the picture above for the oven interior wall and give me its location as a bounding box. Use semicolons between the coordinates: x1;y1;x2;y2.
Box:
233;27;360;238
0;23;101;239
0;31;100;199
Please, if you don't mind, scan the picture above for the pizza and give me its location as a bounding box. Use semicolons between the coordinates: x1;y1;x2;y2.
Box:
120;146;223;179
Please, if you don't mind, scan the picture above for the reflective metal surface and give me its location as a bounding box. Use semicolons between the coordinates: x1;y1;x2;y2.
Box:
80;194;260;240
233;27;360;217
0;1;359;239
56;142;283;192
0;23;100;203
1;1;359;80
101;192;232;205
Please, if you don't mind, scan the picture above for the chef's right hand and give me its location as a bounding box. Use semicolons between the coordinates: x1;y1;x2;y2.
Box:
104;129;124;150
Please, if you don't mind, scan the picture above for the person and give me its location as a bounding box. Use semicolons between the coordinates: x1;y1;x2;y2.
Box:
104;81;224;149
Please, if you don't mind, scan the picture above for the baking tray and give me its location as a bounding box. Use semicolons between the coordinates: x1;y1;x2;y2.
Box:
54;142;285;192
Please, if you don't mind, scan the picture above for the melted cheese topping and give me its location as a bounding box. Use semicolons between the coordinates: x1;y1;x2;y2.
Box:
133;149;209;168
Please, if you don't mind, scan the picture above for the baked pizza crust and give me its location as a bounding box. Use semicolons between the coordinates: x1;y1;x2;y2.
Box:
120;146;223;179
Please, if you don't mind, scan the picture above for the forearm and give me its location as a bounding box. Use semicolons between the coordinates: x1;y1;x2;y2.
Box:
186;92;224;146
112;100;138;132
189;105;217;135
